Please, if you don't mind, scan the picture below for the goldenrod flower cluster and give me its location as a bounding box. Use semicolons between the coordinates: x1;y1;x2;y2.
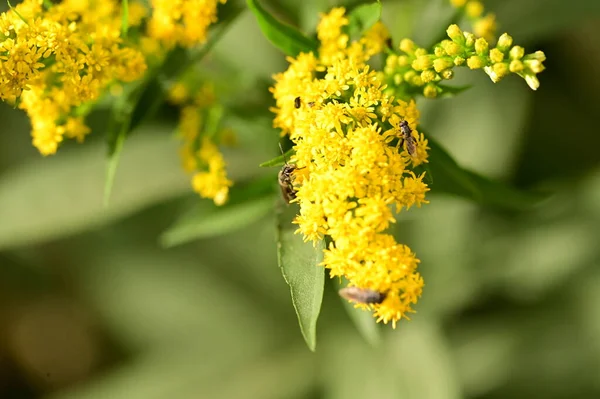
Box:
168;83;233;205
147;0;227;48
449;0;496;41
0;0;147;155
271;8;430;327
0;0;227;157
385;24;546;99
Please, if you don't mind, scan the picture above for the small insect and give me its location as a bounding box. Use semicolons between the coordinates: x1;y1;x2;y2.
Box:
338;287;386;305
398;120;418;157
278;143;298;204
294;96;301;109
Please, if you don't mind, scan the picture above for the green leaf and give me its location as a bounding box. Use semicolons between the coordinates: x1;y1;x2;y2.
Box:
346;1;382;38
259;148;294;167
388;319;463;399
104;80;147;205
421;136;548;210
334;278;381;347
276;203;325;351
160;178;277;247
104;130;126;206
0;126;189;250
246;0;318;57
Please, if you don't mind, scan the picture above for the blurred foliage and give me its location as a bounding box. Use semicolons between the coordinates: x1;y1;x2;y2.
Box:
1;0;600;398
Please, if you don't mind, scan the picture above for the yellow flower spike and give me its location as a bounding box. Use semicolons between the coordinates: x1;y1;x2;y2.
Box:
489;48;505;63
1;0;148;154
465;1;484;18
172;81;234;203
317;7;349;42
271;8;431;327
190;137;233;205
148;0;226;48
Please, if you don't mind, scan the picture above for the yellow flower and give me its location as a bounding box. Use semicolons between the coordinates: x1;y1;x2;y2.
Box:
272;9;430;327
147;0;227;48
127;1;149;27
473;13;497;41
0;0;147;154
465;1;484;18
171;83;234;204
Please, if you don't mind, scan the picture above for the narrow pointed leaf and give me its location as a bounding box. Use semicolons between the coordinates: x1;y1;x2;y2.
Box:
259;148;294;167
421;137;548;209
334;278;381;347
346;1;382;38
276;204;325;351
247;0;318;57
160;179;277;247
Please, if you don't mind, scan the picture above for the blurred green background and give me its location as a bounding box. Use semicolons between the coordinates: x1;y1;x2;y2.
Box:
1;0;600;398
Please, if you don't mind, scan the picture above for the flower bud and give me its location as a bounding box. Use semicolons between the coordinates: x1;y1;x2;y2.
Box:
474;38;488;54
497;33;513;50
467;55;485;69
509;45;524;60
489;48;504;63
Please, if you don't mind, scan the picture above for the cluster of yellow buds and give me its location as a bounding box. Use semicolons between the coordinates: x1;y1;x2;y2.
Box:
168;82;234;205
385;24;546;99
